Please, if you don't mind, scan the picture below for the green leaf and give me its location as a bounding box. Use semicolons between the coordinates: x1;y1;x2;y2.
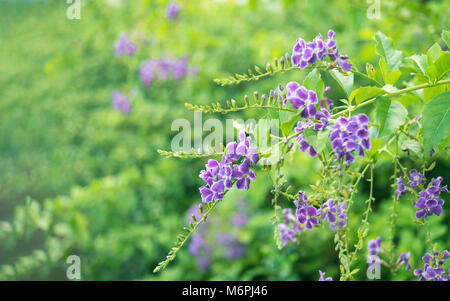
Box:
425;52;450;82
374;32;403;71
303;69;325;100
422;91;450;154
368;138;383;158
279;110;301;137
303;128;330;154
422;84;449;103
401;139;423;158
442;30;450;49
350;86;384;105
329;69;353;98
374;97;408;137
426;43;443;66
395;93;423;107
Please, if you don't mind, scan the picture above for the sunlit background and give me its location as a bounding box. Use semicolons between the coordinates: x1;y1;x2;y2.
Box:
0;0;448;280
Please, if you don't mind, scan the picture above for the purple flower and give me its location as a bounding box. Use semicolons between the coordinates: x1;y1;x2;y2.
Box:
367;237;381;256
294;121;317;157
291;30;352;72
114;34;136;57
172;56;189;80
397;252;412;271
320;199;347;230
409;169;424;188
111;91;131;114
199;132;258;202
414;176;447;219
286;82;318;118
279;223;297;246
166;2;181;20
329;114;371;165
414;250;450;281
396;177;406;200
139;59;159;86
318;270;333;281
295;191;320;230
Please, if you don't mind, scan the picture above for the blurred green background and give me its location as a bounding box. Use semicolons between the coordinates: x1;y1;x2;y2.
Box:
0;0;448;280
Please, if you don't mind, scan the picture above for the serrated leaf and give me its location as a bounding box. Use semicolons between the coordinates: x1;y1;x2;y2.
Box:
422;91;450;154
330;69;353;98
374;32;403;71
374;97;408;137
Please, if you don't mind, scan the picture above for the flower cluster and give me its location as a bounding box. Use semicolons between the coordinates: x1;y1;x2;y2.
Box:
285;82;337;158
111;91;131;115
166;2;181;20
279;192;348;246
329;114;371;165
295;191;320;230
414;176;448;219
414;250;450;281
319;199;347;230
114;33;137;57
291;30;352;72
395;170;447;218
139;57;194;87
199;132;259;203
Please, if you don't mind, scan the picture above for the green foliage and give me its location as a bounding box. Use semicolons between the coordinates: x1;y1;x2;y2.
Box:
422;92;450;154
374;97;408;137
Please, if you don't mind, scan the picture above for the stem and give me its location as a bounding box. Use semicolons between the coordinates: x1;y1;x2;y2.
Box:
347;164;374;274
387;137;399;272
153;201;219;273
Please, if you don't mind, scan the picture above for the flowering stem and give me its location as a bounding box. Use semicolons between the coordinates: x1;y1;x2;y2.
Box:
153;200;220;273
332;78;450;118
